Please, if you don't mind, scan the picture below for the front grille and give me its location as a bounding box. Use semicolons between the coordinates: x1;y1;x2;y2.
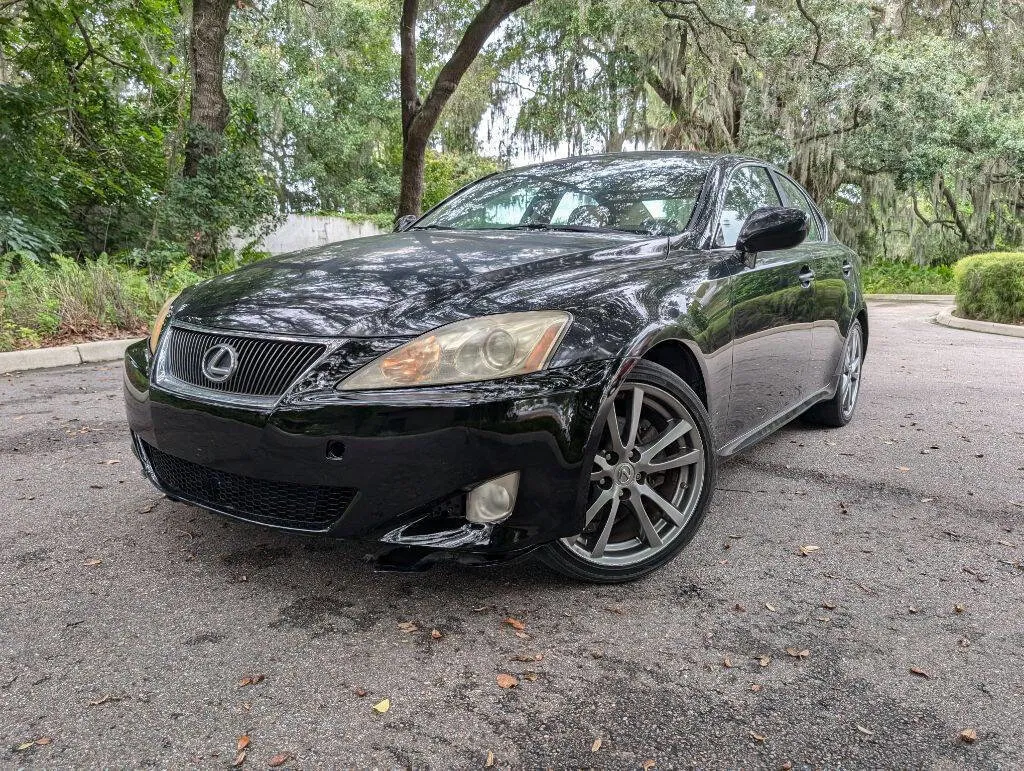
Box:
143;442;357;531
162;326;326;398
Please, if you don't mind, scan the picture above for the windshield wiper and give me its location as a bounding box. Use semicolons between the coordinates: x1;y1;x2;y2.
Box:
501;224;647;235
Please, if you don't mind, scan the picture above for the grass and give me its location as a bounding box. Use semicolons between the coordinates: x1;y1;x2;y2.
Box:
0;254;205;352
862;260;956;295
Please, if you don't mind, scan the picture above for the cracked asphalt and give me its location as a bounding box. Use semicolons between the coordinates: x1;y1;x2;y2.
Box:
1;297;1022;769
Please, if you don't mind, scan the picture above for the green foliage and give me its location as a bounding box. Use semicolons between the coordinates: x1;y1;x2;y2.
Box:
0;253;205;352
954;252;1024;324
422;151;502;211
157;134;281;263
862;261;956;295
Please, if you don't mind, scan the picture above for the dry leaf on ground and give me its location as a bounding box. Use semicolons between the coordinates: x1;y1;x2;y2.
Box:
372;699;390;713
268;752;293;767
909;667;930;678
591;737;602;752
785;648;810;659
486;750;495;767
503;617;525;631
496;674;518;689
960;728;978;743
237;735;250;751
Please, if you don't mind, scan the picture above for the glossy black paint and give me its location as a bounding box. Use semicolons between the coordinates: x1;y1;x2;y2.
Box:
736;206;808;256
124;151;867;568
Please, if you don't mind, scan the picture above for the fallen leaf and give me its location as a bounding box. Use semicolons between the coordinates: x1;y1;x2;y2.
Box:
87;694;121;706
856;724;874;736
799;544;820;556
486;750;495;767
749;731;766;742
822;601;836;610
764;602;777;612
496;674;518;689
909;667;930;678
431;629;442;639
503;617;525;631
372;699;390;713
757;654;771;667
781;762;793;770
237;735;250;751
960;728;978;744
954;604;965;613
232;750;247;767
897;466;910;472
642;761;656;770
751;683;763;692
514;630;529;639
398;621;418;633
15;742;34;752
723;656;732;668
591;737;602;752
354;688;368;697
238;673;264;687
100;459;121;465
523;672;538;682
84;558;103;567
267;752;293;767
785;648;810;660
35;737;52;745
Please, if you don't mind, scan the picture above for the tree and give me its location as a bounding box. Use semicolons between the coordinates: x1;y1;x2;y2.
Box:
182;0;234;179
398;0;534;216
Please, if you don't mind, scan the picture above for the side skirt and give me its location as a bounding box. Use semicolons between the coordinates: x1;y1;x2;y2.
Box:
715;382;837;457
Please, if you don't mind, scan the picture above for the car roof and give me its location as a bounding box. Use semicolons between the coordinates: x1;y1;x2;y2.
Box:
506;150;763;178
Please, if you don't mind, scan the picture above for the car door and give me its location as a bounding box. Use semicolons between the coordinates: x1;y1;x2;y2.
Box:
715;165;813;443
771;172;850;392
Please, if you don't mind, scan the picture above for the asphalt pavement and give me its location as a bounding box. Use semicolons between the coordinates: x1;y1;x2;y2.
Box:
1;297;1022;768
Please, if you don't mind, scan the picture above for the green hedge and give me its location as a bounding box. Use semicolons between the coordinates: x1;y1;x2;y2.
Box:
954;252;1024;325
862;260;956;294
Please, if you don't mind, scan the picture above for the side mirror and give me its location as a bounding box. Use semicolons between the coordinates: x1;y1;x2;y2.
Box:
735;207;807;265
393;214;418;232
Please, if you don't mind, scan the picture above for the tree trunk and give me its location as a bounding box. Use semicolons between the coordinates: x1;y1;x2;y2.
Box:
183;0;233;179
397;0;534;217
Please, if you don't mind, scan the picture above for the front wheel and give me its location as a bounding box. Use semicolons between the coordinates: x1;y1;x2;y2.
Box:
539;360;717;583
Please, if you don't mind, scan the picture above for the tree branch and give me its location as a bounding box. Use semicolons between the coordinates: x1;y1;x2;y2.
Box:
794;0;835;73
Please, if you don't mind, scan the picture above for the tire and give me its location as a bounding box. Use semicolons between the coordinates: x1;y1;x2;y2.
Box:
803;319;864;428
539;360;718;583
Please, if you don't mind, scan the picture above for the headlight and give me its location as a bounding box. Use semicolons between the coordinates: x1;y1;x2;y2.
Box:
149;293;178;353
338;311;571;390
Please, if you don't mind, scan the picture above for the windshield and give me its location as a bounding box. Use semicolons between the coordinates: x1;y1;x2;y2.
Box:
415;156;710;237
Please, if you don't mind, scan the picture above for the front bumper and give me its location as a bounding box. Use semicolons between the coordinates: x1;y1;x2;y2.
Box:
124;340;616;567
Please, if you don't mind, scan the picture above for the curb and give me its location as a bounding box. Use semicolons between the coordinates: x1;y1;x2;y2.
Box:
934;307;1024;339
0;337;142;374
866;293;955;302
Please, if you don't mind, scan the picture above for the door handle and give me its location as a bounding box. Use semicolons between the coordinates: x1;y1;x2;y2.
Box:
798;266;815;288
842;259;853;277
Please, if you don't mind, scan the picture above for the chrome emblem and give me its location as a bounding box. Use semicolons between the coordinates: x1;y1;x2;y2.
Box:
201;343;238;383
614;463;636;486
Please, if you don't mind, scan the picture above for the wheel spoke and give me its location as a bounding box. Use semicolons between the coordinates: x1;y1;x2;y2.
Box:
591;455;612;481
629;494;663;548
623;386;644;452
641;447;702;474
605;402;625;456
590;496;621;558
585;487;614;526
639;419;692;464
638;483;688;527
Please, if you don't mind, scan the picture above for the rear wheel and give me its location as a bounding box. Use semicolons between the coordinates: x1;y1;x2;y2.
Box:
539;360;717;583
803;319;863;428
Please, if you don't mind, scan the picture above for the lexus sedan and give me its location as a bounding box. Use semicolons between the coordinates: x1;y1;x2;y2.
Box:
124;152;866;582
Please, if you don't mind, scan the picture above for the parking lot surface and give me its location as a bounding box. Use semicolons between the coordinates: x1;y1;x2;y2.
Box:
1;298;1022;768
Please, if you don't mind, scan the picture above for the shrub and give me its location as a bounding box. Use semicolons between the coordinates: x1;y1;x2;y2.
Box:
954;252;1024;324
862;260;956;294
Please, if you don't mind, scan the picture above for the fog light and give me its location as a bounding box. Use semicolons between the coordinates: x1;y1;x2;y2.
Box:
466;472;520;524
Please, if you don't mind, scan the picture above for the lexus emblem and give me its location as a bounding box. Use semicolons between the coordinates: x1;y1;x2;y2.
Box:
201;343;238;383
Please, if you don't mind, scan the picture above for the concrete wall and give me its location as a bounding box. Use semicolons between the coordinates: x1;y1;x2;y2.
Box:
235;214;385;255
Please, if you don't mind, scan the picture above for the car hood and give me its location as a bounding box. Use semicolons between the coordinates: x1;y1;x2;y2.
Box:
172;229;650;337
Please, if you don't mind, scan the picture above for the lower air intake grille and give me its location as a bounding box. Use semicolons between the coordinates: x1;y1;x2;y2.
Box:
143;442;356;531
162;326;326;398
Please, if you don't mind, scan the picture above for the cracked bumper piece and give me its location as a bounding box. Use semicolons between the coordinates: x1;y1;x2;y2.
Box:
123;340;614;566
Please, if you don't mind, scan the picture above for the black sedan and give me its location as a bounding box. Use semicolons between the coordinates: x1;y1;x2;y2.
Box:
124;152;866;582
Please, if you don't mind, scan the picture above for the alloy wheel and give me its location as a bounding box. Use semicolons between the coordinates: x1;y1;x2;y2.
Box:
839;325;862;420
561;383;705;567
